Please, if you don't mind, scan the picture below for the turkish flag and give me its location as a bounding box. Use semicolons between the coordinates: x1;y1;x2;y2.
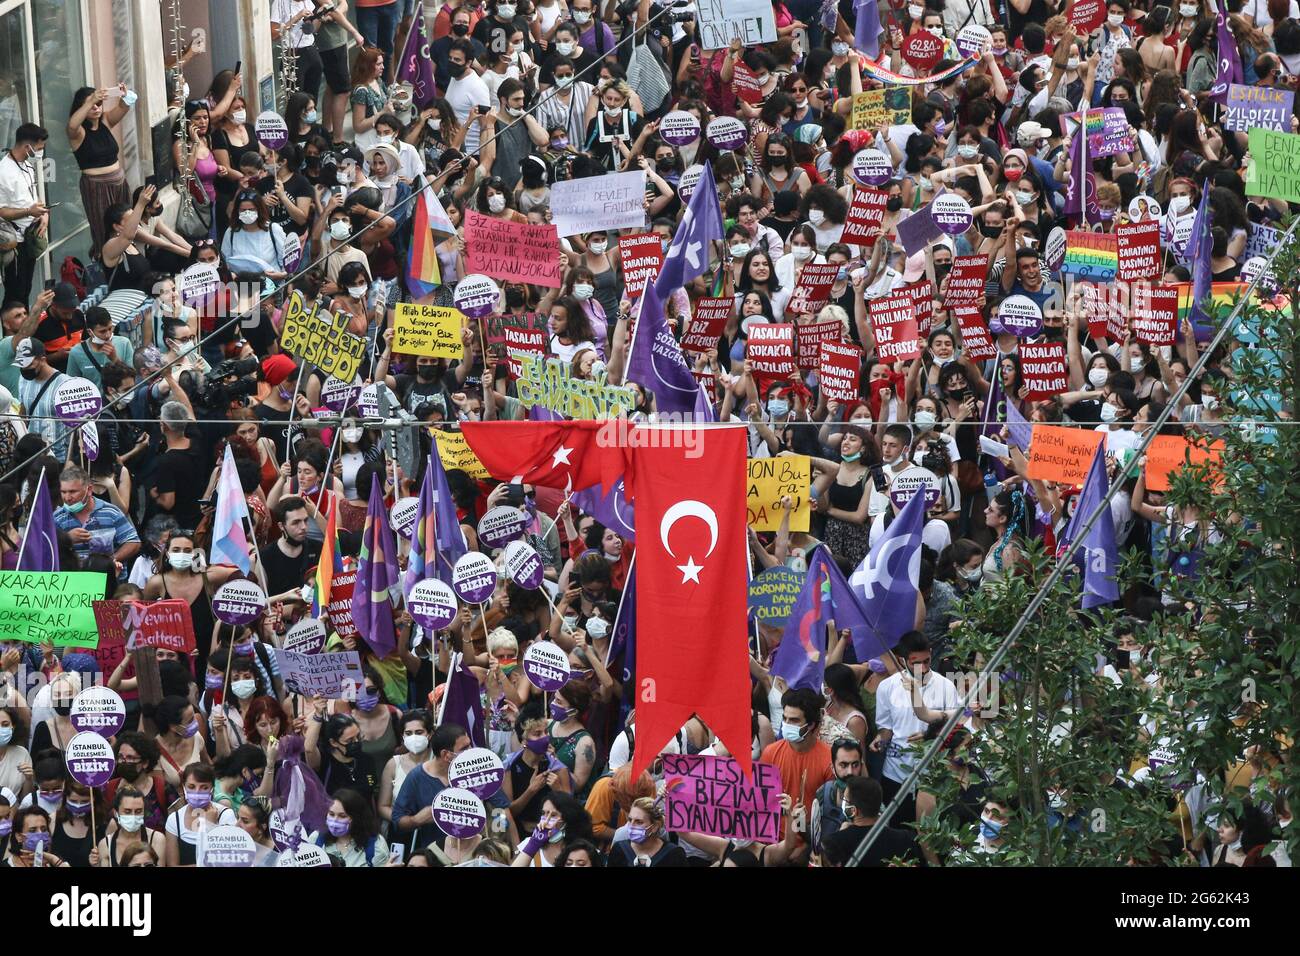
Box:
629;426;752;780
459;421;628;493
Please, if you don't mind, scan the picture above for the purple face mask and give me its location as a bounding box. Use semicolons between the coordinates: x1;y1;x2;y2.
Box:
355;691;380;712
628;824;648;844
23;830;52;852
204;672;224;690
0;818;12;837
65;800;92;818
233;640;256;656
525;736;550;755
326;816;351;837
549;701;570;722
184;789;212;809
181;718;200;739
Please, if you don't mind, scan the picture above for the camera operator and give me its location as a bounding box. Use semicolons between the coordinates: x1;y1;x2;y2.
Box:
143;399;207;530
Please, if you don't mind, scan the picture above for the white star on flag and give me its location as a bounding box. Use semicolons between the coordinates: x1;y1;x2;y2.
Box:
677;556;703;583
551;445;573;468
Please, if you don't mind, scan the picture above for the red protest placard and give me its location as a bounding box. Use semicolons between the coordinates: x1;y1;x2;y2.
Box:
905;279;934;335
943;255;988;308
483;310;547;347
693;367;717;394
1130;284;1178;345
90;599;197;654
619;232;663;300
840;187;889;246
1116;220;1161;281
869;291;922;361
1027;424;1106;485
819;341;862;403
953;306;996;360
1081;281;1126;341
1020;341;1069;400
902;31;944;70
504;324;546;379
786;262;841;318
796;320;841;369
1067;0;1107;34
731;62;765;104
746;323;796;379
326;571;357;640
682;296;732;353
464;209;562;288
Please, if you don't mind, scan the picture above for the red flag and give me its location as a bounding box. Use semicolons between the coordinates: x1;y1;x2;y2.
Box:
459;421;627;493
629;426;752;780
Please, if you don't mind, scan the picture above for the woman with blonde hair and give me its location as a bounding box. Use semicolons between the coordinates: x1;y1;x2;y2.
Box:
607;796;686;867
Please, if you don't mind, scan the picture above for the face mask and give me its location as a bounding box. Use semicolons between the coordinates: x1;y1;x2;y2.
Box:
1004;167;1024;183
236;207;260;227
326;816;351;837
0;726;11;746
452;22;470;36
588;238;607;254
66;799;92;817
65;499;86;515
586;617;609;640
231;679;257;700
181;718;200;739
978;221;1003;239
1180;3;1197;15
305;109;319;123
1015;190;1034;206
355;691;380;711
342;739;362;758
1108;13;1124;25
1202;395;1219;411
556;40;575;56
886;196;902;212
336;170;351;186
404;732;429;754
841;451;862;463
628;824;649;843
488;194;506;213
330;220;351;241
807;209;825;226
768;153;787;167
792;245;813;261
958;566;982;582
498;2;516;16
115;812;144;833
573;282;594;299
1088;367;1109;388
914;410;936;431
1100;402;1120;423
430;118;442;130
1067;57;1081;71
0;819;11;837
549;701;572;722
551;137;569;151
336;425;363;444
1129;356;1145;374
780;722;807;743
928;26;944;37
348;285;368;300
231;109;247;125
506;106;525;118
908;3;923;16
204;672;224;691
378;134;395;146
730;243;750;258
765;398;790;419
39;790;63;808
832;41;849;56
1047;791;1066;810
1169;195;1190;215
841;801;855;818
416;364;437;380
525;736;550;755
979;815;1003;840
185;789;212;809
574;9;591;23
24;831;52;852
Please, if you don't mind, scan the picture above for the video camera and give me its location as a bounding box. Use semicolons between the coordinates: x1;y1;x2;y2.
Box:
200;357;261;409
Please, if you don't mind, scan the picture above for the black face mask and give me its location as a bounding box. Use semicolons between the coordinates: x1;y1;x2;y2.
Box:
505;289;526;309
343;740;362;758
451;23;470;36
53;702;72;716
767;154;788;167
417;365;437;381
979;221;1003;239
885;196;902;212
20;367;37;380
450;62;468;78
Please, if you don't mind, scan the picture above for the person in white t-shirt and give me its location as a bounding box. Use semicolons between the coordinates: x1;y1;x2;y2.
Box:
1243;0;1300;27
444;39;491;156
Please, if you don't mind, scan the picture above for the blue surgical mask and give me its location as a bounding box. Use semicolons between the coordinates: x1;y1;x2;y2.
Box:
780;722;806;743
306;109;319;124
767;398;790;418
841;451;862;463
980;815;1004;840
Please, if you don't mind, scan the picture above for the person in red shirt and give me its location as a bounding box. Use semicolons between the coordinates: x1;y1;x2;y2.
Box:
759;687;833;847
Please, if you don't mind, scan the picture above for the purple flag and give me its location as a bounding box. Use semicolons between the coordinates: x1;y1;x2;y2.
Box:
848;486;927;661
855;0;882;60
353;479;399;658
1005;395;1033;451
655;162;724;296
438;651;487;747
404;442;467;595
1059;444;1119;609
17;479;59;572
528;403;563;421
571;475;635;541
1189;181;1215;340
1209;0;1244;104
605;563;636;723
981;369;1012;481
628;268;707;415
772;548;879;691
397;2;436;107
896;198;942;255
1063;108;1092;221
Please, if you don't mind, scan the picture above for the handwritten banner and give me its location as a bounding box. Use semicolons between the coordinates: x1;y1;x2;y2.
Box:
432;428;489;479
663;754;784;843
869;291;921;361
731;61;765;103
819;341;861;403
618;233;663;299
1020;341;1068;400
0;571;102;646
1116;220;1161;281
850;87;911;130
1246;128;1300;203
515;352;638;419
394;303;464;358
278;291;366;382
682;297;732;353
943;254;988;308
1144;435;1224;492
746;456;811;532
1062;107;1134;157
91;599;197;654
464;210;562;288
694;0;777;48
1026;424;1105;485
747;567;805;624
550;170;647;237
503;323;546;380
273;648;365;700
1224;84;1293;133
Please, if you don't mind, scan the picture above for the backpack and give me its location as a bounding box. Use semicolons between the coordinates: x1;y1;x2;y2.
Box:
60;256;88;299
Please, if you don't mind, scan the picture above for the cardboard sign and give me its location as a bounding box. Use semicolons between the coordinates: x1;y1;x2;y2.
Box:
0;571;102;646
618;233;664;300
1062;108;1134;158
1019;341;1068;400
464;210;562;288
795;321;841;370
325;570;357;641
432;428;489;479
1061;231;1118;282
1223;84;1294;133
746;456;811;532
394;303;464;358
694;0;777;48
91;599;197;654
902;33;944;71
819;341;862;403
786;262;840;318
1246;128;1300;202
682;297;732;353
503;323;546;380
278;291;366;382
273;648;366;700
944;254;988;308
1130;284;1178;346
840;187;889;245
663;754;783;844
550;170;647;237
746;323;796;379
850;87;912;131
731;61;765;103
746;567;806;624
1116;220;1161;282
1067;0;1107;34
1026;425;1105;485
953;306;996;361
1144;435;1224;492
869;292;922;361
515;352;638;419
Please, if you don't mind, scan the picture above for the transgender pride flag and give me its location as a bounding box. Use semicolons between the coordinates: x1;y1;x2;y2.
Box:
210;444;251;574
407;182;454;299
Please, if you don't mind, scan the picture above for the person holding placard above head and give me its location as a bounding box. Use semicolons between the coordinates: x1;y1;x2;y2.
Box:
164;763;236;867
94;785;166;867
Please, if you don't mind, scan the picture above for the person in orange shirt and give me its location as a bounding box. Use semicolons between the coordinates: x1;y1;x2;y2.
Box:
759;687;833;847
584;764;655;848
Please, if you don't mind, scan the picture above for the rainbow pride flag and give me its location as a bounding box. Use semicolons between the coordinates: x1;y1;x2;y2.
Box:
860;54;980;88
1060;230;1118;282
1174;281;1257;341
312;499;344;616
407;183;454;299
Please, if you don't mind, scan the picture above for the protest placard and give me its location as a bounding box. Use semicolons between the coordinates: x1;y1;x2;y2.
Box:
1081;281;1127;341
515;352;638;419
694;0;776;48
1020;341;1069;400
482;310;548;346
1026;425;1105;484
839;187;889;245
432;428;489;478
199;825;257;867
91;599;196;654
746;323;796;379
731;61;765;103
1223;84;1294;132
869;292;922;361
747;456;811;532
819;341;861;403
850;87;912;130
1116;220;1162;281
503;324;546;380
0;571;102;646
1144;435;1224;492
1062;107;1134;157
1246;128;1300;203
1068;0;1107;32
325;570;357;640
1244;221;1281;261
943;255;988;308
663;754;784;843
905;279;935;334
786;262;840;318
896;200;942;255
746;567;806;625
953;306;996;360
682;297;732;352
273;648;366;700
1061;231;1118;281
1130;284;1178;345
463;210;562;287
902;32;944;70
618;233;664;299
795;321;841;370
393;303;464;358
278;291;367;382
550;170;647;237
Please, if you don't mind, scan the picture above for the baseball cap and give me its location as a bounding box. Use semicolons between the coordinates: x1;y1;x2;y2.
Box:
336;145;364;167
1017;121;1048;146
52;281;80;310
14;337;45;368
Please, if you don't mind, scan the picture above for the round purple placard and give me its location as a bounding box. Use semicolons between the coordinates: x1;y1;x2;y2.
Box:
477;505;527;549
391;497;420;538
659;110;701;146
432;787;488;839
358;382;397;419
179;262;221;305
503;540;545;590
888;466;942;511
283;617;327;655
408;577;459;631
65;731;115;787
200;824;258;867
80;421;100;462
53;377;102;425
706;116;747;151
851;149;892;187
275;842;332;866
255;111;288;149
70;686;126;737
453;274;500;319
321;375;362;413
523;639;570;692
932;193;973;236
212;578;268;626
451;552;498;604
955;24;991;58
449;747;506;800
991;295;1044;338
1044;226;1068;273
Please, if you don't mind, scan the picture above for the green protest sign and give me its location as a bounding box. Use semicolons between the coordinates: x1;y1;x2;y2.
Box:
1246;129;1300;203
0;571;103;646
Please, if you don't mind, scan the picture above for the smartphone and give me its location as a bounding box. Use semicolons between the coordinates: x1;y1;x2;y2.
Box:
870;464;887;493
476;104;490;115
505;482;525;507
43;279;56;291
45;202;61;209
234;60;241;76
